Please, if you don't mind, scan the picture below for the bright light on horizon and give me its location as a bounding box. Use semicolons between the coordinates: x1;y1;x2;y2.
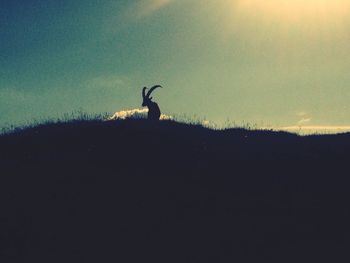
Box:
109;109;350;135
274;125;350;135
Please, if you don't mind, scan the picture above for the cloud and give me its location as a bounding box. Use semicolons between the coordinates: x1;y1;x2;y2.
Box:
103;0;174;36
296;111;308;117
88;75;126;89
136;0;174;17
109;108;172;120
109;108;148;120
294;111;312;126
297;118;311;125
122;0;174;21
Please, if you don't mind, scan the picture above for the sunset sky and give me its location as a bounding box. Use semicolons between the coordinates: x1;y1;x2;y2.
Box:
1;0;350;132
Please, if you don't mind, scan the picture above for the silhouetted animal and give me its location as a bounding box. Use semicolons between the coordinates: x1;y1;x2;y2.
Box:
142;85;162;120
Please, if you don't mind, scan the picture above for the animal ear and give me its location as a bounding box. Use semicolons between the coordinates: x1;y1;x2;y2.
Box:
142;87;147;98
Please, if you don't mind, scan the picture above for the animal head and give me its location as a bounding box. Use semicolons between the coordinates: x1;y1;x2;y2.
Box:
142;85;162;107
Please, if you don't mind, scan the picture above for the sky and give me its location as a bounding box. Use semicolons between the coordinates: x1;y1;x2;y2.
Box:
1;0;350;132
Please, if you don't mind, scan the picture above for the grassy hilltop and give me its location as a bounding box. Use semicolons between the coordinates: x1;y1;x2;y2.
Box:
1;118;350;262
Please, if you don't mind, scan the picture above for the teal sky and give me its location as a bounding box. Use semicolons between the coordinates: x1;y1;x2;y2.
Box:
1;0;350;131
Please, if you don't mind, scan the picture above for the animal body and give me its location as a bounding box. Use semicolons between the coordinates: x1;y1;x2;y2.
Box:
142;85;162;120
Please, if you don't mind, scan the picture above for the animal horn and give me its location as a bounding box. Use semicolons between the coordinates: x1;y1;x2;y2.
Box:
142;87;147;98
146;85;162;98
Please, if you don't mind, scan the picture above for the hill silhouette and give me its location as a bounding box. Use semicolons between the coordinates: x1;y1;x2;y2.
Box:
1;118;350;262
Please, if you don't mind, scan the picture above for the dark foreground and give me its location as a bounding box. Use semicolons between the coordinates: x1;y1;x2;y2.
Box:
1;119;350;262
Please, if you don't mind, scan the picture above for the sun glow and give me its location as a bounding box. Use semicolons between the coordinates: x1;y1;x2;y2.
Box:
216;0;350;49
235;0;350;24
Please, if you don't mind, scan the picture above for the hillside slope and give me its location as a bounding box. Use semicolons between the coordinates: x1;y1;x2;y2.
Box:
1;119;350;262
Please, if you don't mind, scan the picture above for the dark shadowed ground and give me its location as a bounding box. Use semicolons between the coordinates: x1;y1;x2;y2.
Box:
1;119;350;262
